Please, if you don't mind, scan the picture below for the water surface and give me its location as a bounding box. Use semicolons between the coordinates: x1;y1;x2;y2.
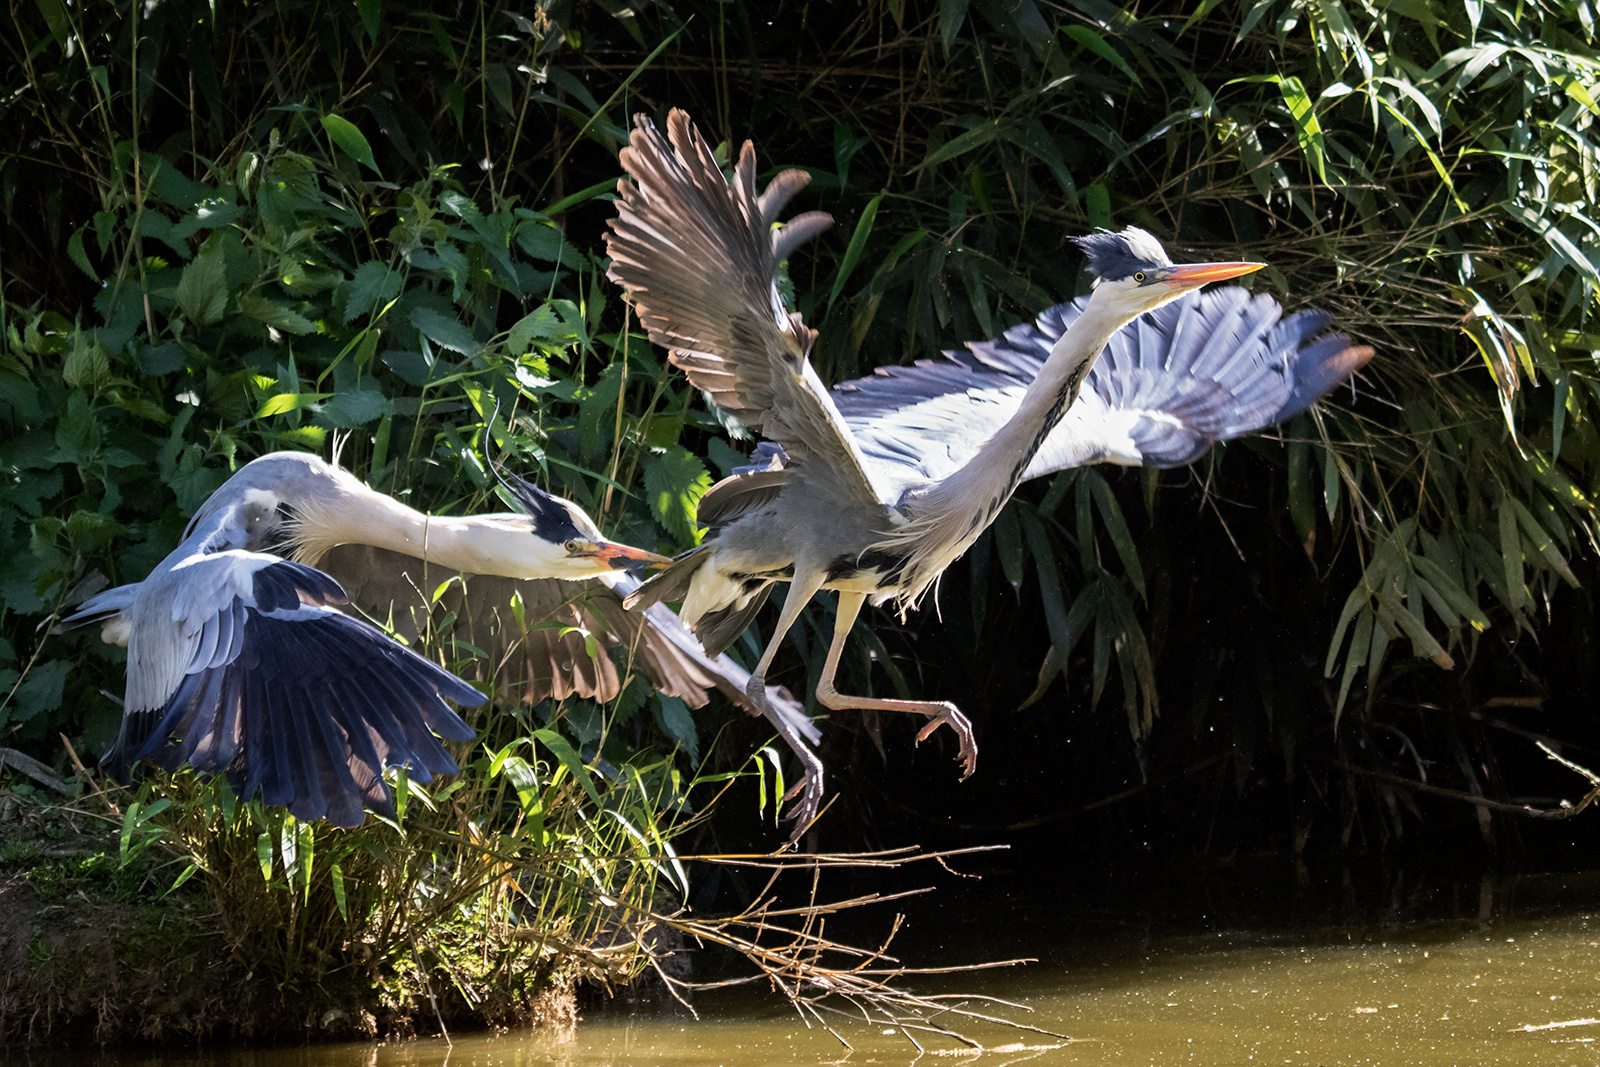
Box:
14;864;1600;1066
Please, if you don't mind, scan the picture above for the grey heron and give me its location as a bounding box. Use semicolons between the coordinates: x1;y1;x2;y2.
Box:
606;109;1373;823
63;451;818;827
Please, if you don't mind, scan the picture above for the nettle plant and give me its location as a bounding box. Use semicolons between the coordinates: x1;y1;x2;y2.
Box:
0;116;722;788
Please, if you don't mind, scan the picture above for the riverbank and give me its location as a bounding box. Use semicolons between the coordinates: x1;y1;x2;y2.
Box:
0;780;582;1047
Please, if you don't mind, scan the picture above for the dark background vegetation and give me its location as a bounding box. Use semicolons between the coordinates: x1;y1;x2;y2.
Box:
5;0;1600;879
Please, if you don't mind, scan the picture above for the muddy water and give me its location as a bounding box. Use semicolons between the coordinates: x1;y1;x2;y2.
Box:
14;865;1600;1066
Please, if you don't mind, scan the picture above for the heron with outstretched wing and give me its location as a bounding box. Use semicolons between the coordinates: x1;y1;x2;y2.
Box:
608;109;1372;831
64;451;818;827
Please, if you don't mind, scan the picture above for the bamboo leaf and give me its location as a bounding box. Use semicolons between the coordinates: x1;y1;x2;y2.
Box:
1510;496;1580;587
1326;561;1384;676
1277;75;1328;183
1086;471;1146;596
828;192;882;308
535;728;603;808
1287;431;1316;559
1062;26;1143;85
1413;555;1490;631
1499;502;1527;614
1334;608;1374;723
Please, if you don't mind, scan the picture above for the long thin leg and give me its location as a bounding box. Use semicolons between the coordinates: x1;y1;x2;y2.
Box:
814;591;977;778
745;570;828;834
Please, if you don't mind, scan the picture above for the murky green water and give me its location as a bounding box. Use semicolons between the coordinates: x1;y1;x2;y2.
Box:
13;866;1600;1066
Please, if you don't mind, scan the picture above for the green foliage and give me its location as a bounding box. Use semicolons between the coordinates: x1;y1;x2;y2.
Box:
6;0;1600;854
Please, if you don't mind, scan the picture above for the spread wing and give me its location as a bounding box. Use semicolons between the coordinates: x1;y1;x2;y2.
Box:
607;108;898;509
832;287;1374;483
319;543;724;708
93;545;479;828
318;544;822;746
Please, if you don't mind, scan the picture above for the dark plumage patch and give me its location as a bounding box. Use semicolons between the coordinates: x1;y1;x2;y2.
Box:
127;609;481;826
504;474;584;543
830;548;909;585
1072;227;1173;282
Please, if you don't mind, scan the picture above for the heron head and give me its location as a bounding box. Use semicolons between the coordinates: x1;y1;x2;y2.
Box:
1074;226;1265;316
504;474;672;578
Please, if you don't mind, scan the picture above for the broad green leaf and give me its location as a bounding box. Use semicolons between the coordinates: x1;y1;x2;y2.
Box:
316;389;393;428
410;307;479;357
918;121;1006;173
508;305;576;353
342;261;402;323
256;392;332;418
237;293;316;335
1277;76;1327;183
67;227;98;282
1085;183;1112;231
330;862;348;920
653;695;699;764
176;244;230;325
356;0;381;40
644;447;712;546
321;113;380;174
940;0;969;50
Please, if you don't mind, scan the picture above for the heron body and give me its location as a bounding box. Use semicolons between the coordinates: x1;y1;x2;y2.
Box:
608;109;1372;826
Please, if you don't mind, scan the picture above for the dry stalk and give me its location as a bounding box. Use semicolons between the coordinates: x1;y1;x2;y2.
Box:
649;845;1064;1053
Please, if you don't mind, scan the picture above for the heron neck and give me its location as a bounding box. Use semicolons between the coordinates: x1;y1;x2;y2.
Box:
932;295;1122;516
871;294;1125;609
295;485;547;578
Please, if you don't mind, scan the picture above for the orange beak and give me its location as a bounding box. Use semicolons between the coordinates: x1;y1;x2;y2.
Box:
1163;261;1266;290
587;540;674;572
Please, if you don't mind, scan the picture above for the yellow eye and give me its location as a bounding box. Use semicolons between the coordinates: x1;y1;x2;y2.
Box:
1133;271;1147;283
564;539;579;553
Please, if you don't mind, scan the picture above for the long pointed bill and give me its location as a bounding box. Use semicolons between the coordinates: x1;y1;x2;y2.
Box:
586;540;675;572
1163;261;1266;291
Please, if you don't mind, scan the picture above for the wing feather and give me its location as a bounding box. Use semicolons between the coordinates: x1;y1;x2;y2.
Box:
608;108;897;509
831;288;1373;484
118;552;481;827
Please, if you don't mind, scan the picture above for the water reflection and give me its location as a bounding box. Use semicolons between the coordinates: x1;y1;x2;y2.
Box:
10;861;1600;1066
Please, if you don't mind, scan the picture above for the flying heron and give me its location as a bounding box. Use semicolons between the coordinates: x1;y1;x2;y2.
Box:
63;451;818;827
607;109;1373;825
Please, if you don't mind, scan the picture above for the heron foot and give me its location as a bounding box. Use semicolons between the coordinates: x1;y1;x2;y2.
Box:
915;703;978;779
778;746;826;841
746;674;828;840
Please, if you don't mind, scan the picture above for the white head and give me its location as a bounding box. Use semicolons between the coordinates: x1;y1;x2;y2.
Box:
1075;226;1265;318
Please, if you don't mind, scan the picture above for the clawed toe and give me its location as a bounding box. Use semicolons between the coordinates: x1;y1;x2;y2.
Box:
915;703;979;779
781;765;825;841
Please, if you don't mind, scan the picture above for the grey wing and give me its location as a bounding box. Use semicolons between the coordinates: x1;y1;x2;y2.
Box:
321;544;724;709
112;550;479;828
831;288;1374;482
320;544;820;746
58;582;140;645
607;108;899;507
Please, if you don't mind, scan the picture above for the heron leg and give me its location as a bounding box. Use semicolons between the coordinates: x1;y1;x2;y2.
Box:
814;591;977;779
745;571;827;833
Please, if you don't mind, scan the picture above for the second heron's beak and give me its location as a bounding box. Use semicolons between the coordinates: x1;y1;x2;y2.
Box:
1162;261;1266;291
578;539;675;573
